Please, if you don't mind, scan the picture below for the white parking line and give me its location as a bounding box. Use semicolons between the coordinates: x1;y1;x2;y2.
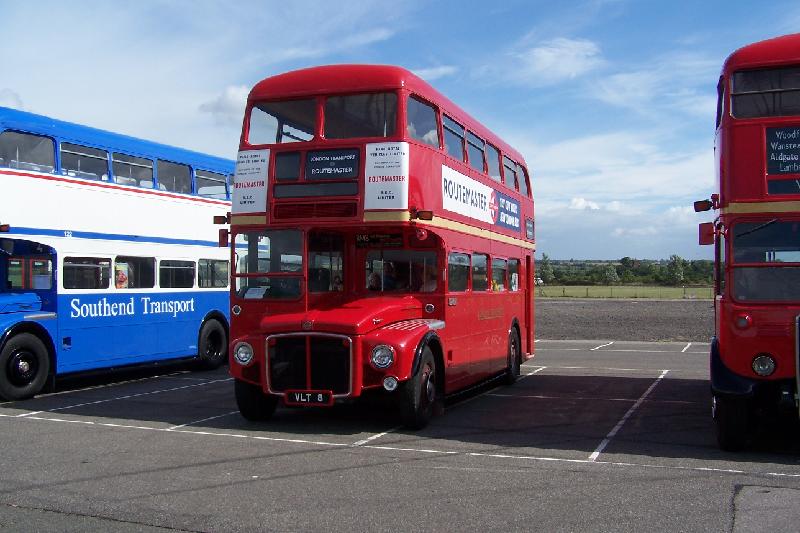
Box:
48;378;233;412
352;426;402;446
588;369;670;462
2;411;798;479
590;341;615;351
168;410;240;430
681;342;692;353
486;393;695;405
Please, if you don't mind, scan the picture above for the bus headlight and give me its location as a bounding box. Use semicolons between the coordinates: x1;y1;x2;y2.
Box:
233;342;254;366
752;354;776;376
371;345;395;369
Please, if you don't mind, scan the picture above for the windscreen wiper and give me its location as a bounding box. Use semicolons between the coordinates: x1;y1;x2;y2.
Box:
735;218;778;239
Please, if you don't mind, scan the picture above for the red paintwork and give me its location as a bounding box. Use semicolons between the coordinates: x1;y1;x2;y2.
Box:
229;65;535;404
713;34;800;388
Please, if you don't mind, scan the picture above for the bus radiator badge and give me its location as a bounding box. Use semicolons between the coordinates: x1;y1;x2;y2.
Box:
301;320;313;331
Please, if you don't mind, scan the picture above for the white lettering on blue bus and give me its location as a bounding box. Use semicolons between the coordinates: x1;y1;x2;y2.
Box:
140;297;196;317
70;297;135;318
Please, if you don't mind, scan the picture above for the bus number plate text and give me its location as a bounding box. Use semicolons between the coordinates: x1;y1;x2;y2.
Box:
284;390;333;407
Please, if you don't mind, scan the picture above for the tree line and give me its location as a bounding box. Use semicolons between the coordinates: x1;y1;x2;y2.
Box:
537;255;713;286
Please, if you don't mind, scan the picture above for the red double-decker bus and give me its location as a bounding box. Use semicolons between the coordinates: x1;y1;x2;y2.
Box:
697;33;800;450
221;65;535;428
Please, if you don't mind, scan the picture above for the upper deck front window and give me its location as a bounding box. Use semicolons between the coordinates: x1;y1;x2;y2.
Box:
324;93;397;139
732;66;800;119
249;99;316;145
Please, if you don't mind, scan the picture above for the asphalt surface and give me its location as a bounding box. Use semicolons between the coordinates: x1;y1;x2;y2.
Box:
2;337;800;532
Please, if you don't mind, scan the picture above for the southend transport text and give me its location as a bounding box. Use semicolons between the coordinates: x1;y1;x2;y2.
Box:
70;297;196;319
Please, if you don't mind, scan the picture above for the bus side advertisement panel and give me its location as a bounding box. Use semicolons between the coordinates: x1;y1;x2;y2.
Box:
441;165;520;232
364;142;409;210
56;291;225;372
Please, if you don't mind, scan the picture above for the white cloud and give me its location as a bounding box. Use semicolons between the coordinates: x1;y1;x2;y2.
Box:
0;89;23;110
569;197;600;210
199;85;249;127
595;53;718;117
515;38;605;85
412;66;458;81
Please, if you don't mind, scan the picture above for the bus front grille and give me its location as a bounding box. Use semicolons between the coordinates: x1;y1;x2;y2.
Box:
267;334;352;395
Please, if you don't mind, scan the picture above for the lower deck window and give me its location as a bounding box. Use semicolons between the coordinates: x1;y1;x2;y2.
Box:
160;260;195;288
64;257;111;289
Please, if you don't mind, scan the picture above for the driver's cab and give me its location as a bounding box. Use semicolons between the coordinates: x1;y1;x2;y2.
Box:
0;238;56;313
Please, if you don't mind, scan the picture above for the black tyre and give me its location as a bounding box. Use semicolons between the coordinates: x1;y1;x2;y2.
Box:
197;319;227;370
0;333;50;401
713;394;749;451
399;346;438;430
235;379;277;421
504;329;521;385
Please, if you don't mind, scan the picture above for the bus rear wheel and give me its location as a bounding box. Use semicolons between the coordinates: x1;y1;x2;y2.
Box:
0;333;50;401
197;319;227;370
235;379;277;421
400;346;437;430
713;394;749;451
504;328;521;385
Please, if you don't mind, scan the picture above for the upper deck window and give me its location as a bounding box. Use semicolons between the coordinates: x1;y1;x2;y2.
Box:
249;99;316;144
443;115;465;162
324;92;397;139
467;132;485;173
732;66;800;119
157;160;191;194
60;142;108;181
487;144;502;182
503;156;517;189
113;153;153;188
196;170;229;199
517;163;530;197
0;131;55;173
407;96;439;148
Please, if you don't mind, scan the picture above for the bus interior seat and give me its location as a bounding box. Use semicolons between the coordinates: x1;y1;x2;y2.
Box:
115;176;138;186
139;180;154;188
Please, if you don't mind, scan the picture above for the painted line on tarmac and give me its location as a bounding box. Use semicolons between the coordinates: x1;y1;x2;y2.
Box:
352;426;402;447
588;369;670;462
590;341;615;351
0;371;196;408
533;365;663;373
47;378;233;412
1;410;799;479
486;392;696;405
682;342;692;353
537;347;707;355
168;410;240;430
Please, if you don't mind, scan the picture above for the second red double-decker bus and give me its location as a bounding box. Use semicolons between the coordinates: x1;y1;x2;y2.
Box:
696;33;800;450
221;65;535;428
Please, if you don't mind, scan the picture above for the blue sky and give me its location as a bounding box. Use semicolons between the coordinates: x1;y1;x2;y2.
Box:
1;0;798;260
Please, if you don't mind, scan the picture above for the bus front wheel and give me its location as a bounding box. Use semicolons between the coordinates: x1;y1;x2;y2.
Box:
197;319;227;370
0;333;50;401
235;379;277;421
504;328;521;385
399;346;437;430
713;394;749;451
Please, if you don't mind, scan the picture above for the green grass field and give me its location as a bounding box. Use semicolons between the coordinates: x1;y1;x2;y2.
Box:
537;285;713;299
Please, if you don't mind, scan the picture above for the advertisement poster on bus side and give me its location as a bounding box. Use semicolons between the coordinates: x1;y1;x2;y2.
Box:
364;142;409;210
233;149;269;213
441;165;520;231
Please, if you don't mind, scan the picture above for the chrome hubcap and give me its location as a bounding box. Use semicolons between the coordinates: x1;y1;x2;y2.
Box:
424;368;435;403
17;360;30;374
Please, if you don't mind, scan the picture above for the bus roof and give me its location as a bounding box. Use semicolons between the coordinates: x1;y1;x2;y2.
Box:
723;33;800;74
249;64;527;165
0;106;233;172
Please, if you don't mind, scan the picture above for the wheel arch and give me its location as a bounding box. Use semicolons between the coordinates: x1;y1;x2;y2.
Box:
412;331;444;394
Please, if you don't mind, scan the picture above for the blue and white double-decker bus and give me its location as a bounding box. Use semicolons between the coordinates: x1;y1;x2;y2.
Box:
0;106;234;400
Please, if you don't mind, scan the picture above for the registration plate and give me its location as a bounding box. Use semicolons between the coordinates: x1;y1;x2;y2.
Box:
284;390;334;407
